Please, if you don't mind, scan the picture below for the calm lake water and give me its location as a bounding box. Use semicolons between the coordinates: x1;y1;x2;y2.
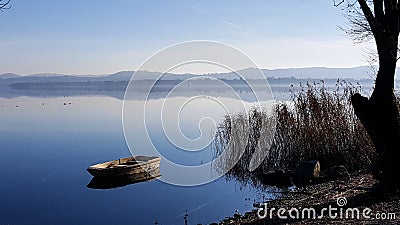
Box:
0;95;275;225
0;79;376;225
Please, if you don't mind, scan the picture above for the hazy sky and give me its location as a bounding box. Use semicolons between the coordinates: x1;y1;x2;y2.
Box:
0;0;373;75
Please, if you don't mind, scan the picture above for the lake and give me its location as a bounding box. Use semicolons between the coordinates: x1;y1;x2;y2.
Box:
0;79;376;225
0;94;277;225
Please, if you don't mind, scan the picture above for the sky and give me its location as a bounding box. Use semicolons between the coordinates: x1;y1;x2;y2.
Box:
0;0;374;75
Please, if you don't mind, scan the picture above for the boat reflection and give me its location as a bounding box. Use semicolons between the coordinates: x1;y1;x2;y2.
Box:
87;170;161;189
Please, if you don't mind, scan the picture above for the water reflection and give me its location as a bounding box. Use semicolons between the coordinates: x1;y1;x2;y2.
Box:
87;172;161;190
0;95;269;225
0;80;375;225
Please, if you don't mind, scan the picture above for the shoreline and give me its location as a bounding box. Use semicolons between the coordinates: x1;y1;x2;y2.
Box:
216;172;399;224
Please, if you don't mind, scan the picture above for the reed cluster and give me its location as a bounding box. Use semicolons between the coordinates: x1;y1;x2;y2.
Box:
214;81;386;184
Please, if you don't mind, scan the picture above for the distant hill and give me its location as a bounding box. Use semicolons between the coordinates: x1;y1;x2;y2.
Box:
105;71;134;81
0;73;20;79
1;66;393;100
1;66;399;81
28;73;68;77
262;66;384;80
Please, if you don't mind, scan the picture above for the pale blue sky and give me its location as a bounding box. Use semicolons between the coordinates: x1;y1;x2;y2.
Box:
0;0;372;75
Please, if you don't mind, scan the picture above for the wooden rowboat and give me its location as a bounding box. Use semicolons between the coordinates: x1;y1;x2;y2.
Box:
87;156;161;178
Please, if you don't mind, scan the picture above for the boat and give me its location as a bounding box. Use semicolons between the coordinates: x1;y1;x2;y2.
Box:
87;156;161;178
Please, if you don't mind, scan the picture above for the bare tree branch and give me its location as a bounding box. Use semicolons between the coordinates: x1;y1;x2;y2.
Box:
342;15;373;42
358;0;379;35
338;1;374;42
337;0;400;64
0;0;11;12
333;0;345;6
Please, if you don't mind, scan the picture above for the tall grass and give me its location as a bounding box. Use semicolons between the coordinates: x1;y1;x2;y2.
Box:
214;81;379;184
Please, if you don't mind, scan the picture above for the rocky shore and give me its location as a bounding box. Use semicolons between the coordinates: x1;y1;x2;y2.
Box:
216;172;399;224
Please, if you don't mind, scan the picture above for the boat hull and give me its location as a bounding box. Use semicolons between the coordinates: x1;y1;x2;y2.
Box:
87;156;161;178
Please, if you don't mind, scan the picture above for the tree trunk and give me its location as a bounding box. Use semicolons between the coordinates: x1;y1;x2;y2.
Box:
350;5;400;191
351;51;400;191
